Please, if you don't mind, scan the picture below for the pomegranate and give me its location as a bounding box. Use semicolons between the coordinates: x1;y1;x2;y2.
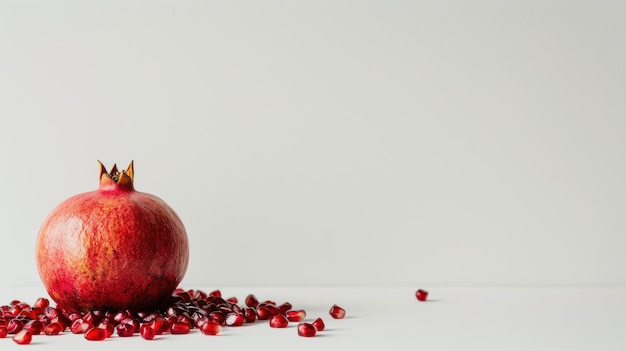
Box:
36;161;189;312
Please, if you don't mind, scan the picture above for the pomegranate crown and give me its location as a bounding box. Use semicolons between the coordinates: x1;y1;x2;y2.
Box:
98;160;134;191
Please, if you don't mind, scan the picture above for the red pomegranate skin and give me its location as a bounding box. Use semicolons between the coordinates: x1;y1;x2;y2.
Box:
36;161;189;312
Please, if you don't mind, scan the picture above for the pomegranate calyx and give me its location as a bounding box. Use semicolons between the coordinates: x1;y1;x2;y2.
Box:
98;160;135;191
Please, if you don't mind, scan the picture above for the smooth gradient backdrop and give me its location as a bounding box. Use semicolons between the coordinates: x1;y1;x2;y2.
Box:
0;0;624;287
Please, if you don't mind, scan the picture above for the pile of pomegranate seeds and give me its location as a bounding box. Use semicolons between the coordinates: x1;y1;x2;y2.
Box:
415;289;429;302
0;288;340;344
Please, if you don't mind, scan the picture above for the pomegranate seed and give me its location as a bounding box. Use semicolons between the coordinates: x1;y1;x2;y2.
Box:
83;311;102;326
209;289;222;297
194;290;208;299
329;304;346;319
0;325;7;338
84;327;107;341
120;317;140;333
278;302;292;315
43;306;58;319
177;314;194;328
140;324;156;340
177;290;193;302
166;315;178;329
100;322;114;338
243;307;257;323
44;322;65;335
70;319;90;334
112;311;130;323
12;330;32;344
24;320;44;334
224;312;244;326
245;294;259;308
416;289;429;301
226;296;238;304
34;297;50;309
286;310;306;322
116;323;134;337
29;307;44;319
67;312;82;322
256;305;272;320
269;314;289;328
312;317;325;331
152;316;169;335
7;319;23;334
171;321;191;334
200;320;222;336
209;311;225;325
297;322;316;337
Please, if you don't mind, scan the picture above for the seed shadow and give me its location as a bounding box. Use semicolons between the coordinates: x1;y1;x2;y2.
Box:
313;333;332;337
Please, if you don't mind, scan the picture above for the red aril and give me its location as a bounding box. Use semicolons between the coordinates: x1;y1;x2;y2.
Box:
226;297;238;304
140;324;156;340
23;320;44;334
36;161;189;312
243;307;257;323
116;323;134;337
224;313;244;327
286;310;306;322
7;319;23;334
312;317;325;331
100;322;114;338
200;320;222;336
34;297;50;309
171;321;191;334
12;330;32;344
70;319;90;334
0;325;7;338
297;323;316;337
269;314;289;328
415;289;429;301
152;316;169;335
44;322;65;335
256;305;272;320
245;294;259;308
84;327;107;341
329;304;346;319
278;302;292;315
209;311;225;325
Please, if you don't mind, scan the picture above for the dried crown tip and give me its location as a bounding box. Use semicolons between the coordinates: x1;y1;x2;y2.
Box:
97;160;135;184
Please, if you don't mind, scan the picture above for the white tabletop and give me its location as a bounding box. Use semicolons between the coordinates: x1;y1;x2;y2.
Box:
0;285;624;350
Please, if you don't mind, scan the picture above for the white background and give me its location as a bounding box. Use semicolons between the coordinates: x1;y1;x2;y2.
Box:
0;0;624;288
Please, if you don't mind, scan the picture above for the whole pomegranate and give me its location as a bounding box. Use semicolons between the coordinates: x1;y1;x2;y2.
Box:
36;161;189;312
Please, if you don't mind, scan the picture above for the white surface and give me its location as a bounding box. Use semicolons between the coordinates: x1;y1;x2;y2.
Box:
0;0;625;288
0;286;625;350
